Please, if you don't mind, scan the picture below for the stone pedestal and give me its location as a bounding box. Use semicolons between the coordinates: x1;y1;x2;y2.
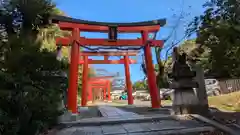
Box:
194;65;210;116
170;55;200;115
172;89;199;115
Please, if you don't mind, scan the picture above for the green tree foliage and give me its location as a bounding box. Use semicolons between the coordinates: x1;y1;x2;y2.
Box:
0;0;69;134
132;80;147;90
188;0;240;78
163;39;211;74
78;66;96;97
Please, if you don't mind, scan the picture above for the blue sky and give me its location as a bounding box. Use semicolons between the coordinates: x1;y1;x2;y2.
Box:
56;0;207;83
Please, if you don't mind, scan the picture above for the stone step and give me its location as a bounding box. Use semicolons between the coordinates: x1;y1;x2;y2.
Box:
56;121;215;135
98;106;140;118
58;114;180;127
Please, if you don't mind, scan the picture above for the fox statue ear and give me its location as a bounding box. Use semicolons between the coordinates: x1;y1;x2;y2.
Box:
179;52;187;64
172;47;179;62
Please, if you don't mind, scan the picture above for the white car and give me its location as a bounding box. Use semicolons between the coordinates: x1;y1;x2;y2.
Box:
143;94;151;101
205;79;221;96
111;93;122;100
160;88;174;100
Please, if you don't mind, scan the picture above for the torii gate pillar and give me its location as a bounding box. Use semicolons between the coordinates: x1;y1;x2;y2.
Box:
81;56;89;107
68;28;80;114
124;55;133;105
107;80;111;101
142;31;161;108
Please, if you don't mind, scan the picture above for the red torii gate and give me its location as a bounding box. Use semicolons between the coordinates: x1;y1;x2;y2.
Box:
52;15;166;114
88;78;112;102
79;51;138;107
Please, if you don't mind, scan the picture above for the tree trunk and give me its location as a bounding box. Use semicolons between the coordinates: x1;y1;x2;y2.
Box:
155;48;165;88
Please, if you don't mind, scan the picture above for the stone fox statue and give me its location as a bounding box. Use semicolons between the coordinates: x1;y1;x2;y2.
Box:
171;47;190;80
172;47;187;65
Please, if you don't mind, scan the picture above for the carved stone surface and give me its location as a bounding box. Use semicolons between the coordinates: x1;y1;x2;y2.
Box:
172;89;200;115
170;50;201;115
170;80;198;89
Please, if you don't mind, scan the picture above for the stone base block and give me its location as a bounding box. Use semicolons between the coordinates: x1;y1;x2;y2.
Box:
172;104;209;115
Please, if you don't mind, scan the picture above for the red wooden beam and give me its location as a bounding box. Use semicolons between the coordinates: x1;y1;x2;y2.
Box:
89;79;108;82
56;37;164;47
89;76;114;80
90;83;107;85
90;85;107;88
79;59;137;64
57;22;160;33
79;51;138;56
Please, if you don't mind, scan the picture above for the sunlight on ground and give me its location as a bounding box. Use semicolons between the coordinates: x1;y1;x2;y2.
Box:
81;91;240;112
208;91;240;112
162;91;240;112
161;100;172;105
162;92;240;112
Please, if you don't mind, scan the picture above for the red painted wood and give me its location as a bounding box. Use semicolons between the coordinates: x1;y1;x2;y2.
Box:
142;31;161;108
88;85;92;101
79;59;137;64
88;78;112;102
68;28;79;114
80;51;139;56
124;55;133;105
90;81;108;84
107;80;111;101
89;76;114;80
88;83;108;101
58;22;160;33
103;87;106;100
56;17;164;109
104;56;108;60
81;56;89;107
56;37;163;47
89;84;106;88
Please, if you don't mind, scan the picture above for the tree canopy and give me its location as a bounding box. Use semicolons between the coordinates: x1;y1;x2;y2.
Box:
188;0;240;78
0;0;73;134
132;80;147;90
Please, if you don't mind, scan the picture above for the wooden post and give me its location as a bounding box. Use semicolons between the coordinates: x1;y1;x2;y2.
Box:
67;28;80;114
142;31;160;108
107;80;111;101
81;56;89;107
124;55;134;105
88;85;93;101
92;88;96;103
103;87;106;101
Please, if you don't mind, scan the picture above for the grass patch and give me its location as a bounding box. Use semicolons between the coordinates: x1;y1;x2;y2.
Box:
208;91;240;112
161;92;240;112
161;100;172;105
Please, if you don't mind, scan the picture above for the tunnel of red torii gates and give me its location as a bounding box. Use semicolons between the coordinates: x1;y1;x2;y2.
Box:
79;51;138;107
51;15;166;114
88;76;113;102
